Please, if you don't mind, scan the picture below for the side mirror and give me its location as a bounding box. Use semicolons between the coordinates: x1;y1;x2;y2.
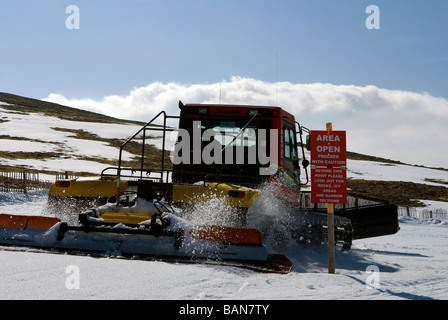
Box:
306;135;310;151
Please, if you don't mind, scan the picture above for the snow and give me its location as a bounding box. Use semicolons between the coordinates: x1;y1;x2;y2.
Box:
418;200;448;212
347;159;448;186
0;190;447;300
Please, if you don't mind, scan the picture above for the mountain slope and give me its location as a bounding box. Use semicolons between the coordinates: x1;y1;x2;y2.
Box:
0;92;143;125
0;93;169;177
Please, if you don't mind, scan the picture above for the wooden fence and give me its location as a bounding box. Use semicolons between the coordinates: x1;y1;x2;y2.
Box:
0;171;51;193
55;171;79;180
398;206;448;220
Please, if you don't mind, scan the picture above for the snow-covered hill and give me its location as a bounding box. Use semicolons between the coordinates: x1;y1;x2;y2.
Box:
0;94;447;301
0;99;142;178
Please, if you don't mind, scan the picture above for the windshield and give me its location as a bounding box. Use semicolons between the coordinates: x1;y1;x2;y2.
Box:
197;119;257;147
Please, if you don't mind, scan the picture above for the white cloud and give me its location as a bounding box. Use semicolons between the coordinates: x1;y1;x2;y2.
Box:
44;76;448;168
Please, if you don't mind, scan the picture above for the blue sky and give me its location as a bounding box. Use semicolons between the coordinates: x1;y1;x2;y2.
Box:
1;0;447;100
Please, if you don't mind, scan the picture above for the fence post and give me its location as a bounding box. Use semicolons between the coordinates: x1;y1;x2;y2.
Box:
22;172;27;194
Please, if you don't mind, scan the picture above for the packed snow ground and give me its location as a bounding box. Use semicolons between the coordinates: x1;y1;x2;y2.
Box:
0;190;447;300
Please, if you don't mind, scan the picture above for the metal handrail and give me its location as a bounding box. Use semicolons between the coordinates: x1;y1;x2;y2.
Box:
115;111;179;205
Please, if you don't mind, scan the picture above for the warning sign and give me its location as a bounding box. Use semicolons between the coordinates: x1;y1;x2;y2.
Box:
310;130;347;204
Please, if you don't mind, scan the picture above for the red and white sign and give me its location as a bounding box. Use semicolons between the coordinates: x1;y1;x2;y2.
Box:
310;130;347;204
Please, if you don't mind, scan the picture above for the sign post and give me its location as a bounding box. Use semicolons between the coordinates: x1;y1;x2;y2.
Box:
310;123;347;274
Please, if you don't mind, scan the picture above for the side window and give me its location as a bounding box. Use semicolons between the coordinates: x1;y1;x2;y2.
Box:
289;128;297;160
283;126;297;160
284;127;291;159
